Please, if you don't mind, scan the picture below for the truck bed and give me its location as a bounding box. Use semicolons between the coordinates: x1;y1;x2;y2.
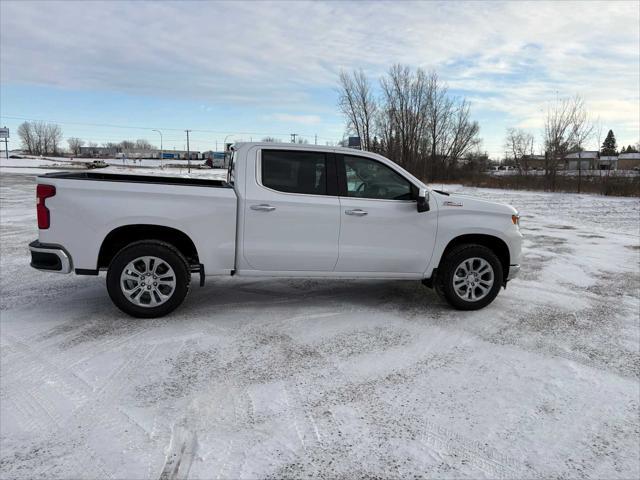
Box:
41;171;230;188
37;170;238;275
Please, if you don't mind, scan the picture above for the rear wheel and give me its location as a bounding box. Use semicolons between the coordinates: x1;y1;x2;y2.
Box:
106;240;191;318
436;244;503;310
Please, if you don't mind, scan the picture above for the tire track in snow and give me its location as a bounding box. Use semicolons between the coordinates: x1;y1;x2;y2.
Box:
1;334;93;395
158;422;197;480
6;342;158;478
303;328;541;480
416;417;539;479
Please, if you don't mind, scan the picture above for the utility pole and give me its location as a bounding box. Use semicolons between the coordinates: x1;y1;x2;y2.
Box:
185;130;191;173
578;151;582;194
314;134;317;145
152;129;163;169
290;133;298;143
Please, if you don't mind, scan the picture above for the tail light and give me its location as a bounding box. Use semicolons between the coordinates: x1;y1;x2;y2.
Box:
36;184;56;229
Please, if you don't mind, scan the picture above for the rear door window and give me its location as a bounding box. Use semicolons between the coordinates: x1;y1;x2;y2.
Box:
261;150;327;195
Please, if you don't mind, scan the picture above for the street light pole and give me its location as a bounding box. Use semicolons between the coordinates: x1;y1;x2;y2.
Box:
152;129;163;169
185;130;192;173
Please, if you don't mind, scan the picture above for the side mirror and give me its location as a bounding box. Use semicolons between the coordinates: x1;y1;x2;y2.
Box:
417;187;430;213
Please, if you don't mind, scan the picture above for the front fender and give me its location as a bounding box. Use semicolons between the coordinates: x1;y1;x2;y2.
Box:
424;209;522;277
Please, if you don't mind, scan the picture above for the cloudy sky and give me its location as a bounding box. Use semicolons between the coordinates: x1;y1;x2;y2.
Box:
1;0;638;157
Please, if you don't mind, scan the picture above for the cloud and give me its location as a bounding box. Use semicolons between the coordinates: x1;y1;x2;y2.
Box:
266;113;322;125
1;0;638;156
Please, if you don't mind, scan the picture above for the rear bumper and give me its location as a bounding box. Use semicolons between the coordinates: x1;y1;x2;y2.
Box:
507;264;520;281
29;240;72;273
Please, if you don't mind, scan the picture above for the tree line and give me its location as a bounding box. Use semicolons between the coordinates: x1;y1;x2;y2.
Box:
600;129;638;155
504;101;637;173
68;138;156;156
16;121;156;156
337;65;482;181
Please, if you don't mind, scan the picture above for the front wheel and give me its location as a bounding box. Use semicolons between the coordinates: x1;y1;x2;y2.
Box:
436;244;503;310
106;240;191;318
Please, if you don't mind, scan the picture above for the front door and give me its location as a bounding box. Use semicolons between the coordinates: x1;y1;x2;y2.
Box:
242;148;340;271
335;154;437;274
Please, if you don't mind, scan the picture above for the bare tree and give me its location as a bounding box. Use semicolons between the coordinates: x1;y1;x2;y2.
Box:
379;65;430;173
437;98;481;178
134;139;154;150
544;95;593;190
338;69;377;151
17;122;35;154
424;71;454;178
504;128;534;173
261;137;282;143
67;137;84;156
336;66;482;181
17;121;62;155
120;140;135;152
102;142;120;154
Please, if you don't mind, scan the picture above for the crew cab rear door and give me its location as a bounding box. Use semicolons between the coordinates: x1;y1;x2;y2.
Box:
242;148;340;271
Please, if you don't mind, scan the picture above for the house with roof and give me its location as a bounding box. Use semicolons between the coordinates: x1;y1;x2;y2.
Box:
564;151;599;170
618;152;640;170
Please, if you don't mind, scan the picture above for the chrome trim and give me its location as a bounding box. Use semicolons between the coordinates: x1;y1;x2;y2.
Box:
345;209;368;216
507;264;520;280
29;244;72;273
250;204;276;212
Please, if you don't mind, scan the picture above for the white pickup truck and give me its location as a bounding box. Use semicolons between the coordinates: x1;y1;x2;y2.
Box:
30;142;522;317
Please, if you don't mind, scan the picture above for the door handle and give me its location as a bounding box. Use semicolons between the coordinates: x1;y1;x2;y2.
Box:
250;204;276;212
345;209;368;216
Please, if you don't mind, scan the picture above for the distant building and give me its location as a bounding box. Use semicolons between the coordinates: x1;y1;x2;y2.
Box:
517;151;638;171
618;152;640;170
115;150;202;160
520;154;546;170
598;156;618;170
79;146;118;157
564;151;599;170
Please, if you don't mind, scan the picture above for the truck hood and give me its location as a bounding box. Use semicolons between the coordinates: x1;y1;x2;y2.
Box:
432;190;518;216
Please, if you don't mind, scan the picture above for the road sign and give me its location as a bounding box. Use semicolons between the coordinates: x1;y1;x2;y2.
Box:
348;136;361;149
0;127;9;139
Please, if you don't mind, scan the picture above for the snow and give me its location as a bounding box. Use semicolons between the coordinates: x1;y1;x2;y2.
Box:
1;155;228;180
1;173;639;479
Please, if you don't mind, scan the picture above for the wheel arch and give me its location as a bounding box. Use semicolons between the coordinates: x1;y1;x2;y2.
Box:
438;234;510;281
98;224;199;269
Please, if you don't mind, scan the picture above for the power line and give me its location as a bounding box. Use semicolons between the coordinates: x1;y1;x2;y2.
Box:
0;114;336;141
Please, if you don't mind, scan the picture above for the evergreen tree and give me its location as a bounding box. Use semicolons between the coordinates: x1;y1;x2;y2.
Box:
601;129;617;155
626;144;638;153
620;145;626;154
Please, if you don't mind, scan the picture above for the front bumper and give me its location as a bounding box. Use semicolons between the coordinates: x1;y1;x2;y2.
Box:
29;240;72;273
507;264;520;281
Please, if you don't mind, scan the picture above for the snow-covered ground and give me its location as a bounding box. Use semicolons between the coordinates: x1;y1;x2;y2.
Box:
1;172;639;479
0;155;227;180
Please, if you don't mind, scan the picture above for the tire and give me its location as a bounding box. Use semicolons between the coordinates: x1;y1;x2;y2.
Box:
106;240;191;318
436;244;503;310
